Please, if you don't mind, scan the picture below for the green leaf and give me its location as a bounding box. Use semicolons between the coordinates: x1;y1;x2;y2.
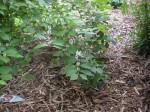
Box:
98;25;107;33
0;56;10;64
64;64;75;71
0;47;6;52
80;70;93;76
33;43;48;50
0;74;12;81
52;39;65;47
73;19;85;26
53;51;63;57
97;68;103;74
80;74;88;80
66;46;77;55
91;67;97;73
1;33;11;41
64;65;76;74
121;0;128;14
0;66;11;75
25;27;35;34
0;80;7;85
10;39;23;46
34;34;46;39
24;53;31;63
70;73;78;80
55;30;65;36
80;64;91;69
4;48;17;55
0;10;4;15
38;0;46;6
64;56;76;64
0;4;7;10
8;53;23;58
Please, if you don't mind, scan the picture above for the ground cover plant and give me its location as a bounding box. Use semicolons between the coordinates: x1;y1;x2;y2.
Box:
0;0;114;89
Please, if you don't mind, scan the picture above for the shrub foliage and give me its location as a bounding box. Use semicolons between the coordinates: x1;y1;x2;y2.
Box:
0;0;113;89
132;0;150;56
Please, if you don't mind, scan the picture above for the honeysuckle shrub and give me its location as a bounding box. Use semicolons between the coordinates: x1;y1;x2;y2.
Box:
0;0;114;89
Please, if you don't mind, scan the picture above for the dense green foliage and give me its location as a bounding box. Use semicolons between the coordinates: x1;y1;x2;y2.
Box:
0;0;113;89
131;0;150;56
0;0;49;85
110;0;123;8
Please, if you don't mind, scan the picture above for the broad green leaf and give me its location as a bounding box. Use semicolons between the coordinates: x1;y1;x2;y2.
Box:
65;46;77;55
33;43;48;50
7;53;23;58
106;36;117;44
0;47;6;52
64;56;76;64
64;65;75;71
0;66;11;75
80;70;93;76
64;65;77;78
24;53;31;63
55;30;65;36
0;56;10;64
0;74;12;81
0;4;7;10
1;34;11;41
0;10;4;15
80;64;91;69
98;25;107;33
35;34;46;39
91;67;97;73
24;27;35;34
85;32;94;38
10;39;23;46
53;51;63;57
68;31;76;36
4;48;17;55
0;80;7;85
80;74;88;80
52;39;65;47
70;73;78;80
97;68;103;74
38;0;46;6
73;19;85;26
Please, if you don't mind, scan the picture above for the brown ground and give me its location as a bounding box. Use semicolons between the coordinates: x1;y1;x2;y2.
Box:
0;3;150;112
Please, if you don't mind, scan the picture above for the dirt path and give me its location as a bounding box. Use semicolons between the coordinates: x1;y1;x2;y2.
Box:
103;9;150;112
0;6;150;112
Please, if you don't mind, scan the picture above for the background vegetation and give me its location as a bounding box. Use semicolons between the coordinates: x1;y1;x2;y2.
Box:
131;0;150;56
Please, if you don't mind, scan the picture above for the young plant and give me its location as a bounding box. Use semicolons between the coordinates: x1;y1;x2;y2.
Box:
49;0;112;89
